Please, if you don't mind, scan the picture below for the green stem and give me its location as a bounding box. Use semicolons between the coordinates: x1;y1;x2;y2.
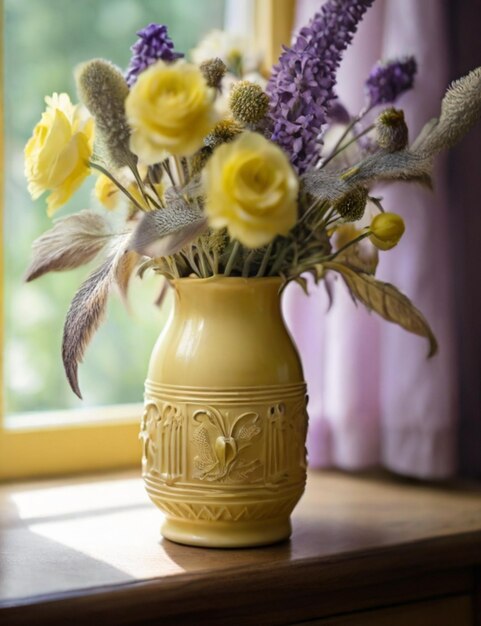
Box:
173;155;185;187
147;168;165;208
197;247;209;278
201;241;216;274
327;231;371;261
335;124;375;156
242;249;256;277
224;241;241;276
130;163;155;209
269;242;291;276
369;196;385;213
162;160;177;188
186;245;201;276
256;241;274;277
320;104;374;169
89;161;144;211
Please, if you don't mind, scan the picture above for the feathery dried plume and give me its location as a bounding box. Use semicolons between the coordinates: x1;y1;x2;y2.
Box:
200;57;227;89
333;186;368;222
413;66;481;156
376;108;409;152
130;204;207;258
303;149;432;202
204;119;243;150
229;81;269;125
61;236;141;398
76;59;135;169
25;211;113;282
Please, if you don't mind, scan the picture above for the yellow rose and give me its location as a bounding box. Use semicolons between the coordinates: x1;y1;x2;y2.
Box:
25;92;94;216
94;174;118;210
203;131;298;248
369;212;405;250
125;60;216;163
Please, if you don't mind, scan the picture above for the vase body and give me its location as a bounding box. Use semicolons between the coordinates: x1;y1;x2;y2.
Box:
141;276;308;548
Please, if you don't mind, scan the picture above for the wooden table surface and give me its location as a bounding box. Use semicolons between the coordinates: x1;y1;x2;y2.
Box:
1;469;481;625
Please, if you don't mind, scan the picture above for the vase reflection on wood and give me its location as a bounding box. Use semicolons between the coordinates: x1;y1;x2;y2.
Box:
140;276;308;548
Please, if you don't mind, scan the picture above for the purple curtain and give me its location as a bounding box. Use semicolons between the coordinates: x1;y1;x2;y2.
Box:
283;0;468;479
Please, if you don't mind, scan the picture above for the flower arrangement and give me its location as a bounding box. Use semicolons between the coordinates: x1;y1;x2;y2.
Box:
25;2;481;399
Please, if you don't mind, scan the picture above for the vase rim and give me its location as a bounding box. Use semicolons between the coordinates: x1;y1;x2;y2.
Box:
170;275;283;286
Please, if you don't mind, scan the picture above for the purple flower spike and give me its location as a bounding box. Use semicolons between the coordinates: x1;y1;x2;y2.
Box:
365;56;417;107
125;23;184;87
267;0;374;174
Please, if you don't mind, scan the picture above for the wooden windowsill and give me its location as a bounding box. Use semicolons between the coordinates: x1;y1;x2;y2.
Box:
1;469;481;625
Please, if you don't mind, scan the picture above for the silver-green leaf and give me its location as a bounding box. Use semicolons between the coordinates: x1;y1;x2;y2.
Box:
325;261;438;357
25;211;113;282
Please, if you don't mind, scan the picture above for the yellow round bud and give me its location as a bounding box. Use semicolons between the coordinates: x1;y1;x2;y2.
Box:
369;212;405;250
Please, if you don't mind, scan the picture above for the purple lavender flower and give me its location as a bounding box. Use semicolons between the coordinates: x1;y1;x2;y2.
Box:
125;23;184;87
365;56;417;107
267;0;374;174
327;98;351;125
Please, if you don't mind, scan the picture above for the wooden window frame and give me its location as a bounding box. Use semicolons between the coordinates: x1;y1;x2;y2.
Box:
0;0;295;481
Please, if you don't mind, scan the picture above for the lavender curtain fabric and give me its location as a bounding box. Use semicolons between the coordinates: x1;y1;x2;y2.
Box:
283;0;459;478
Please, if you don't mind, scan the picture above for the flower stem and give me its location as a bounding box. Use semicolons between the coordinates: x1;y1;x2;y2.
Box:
224;241;241;276
320;105;375;169
256;241;274;277
89;161;144;211
130;163;155;209
327;231;371;261
242;249;256;277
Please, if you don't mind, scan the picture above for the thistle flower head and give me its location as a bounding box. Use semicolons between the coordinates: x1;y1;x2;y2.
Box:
267;0;374;174
365;56;417;107
333;186;368;222
229;81;270;125
76;59;134;169
125;23;184;87
200;57;227;89
204;119;243;150
376;107;408;152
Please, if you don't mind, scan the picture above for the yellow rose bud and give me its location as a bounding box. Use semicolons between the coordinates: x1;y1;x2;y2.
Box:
203;131;298;248
369;212;405;250
24;93;94;216
125;60;217;163
94;174;119;210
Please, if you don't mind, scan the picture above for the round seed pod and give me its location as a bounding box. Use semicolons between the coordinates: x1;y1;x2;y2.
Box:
229;81;270;125
333;186;369;222
376;107;409;152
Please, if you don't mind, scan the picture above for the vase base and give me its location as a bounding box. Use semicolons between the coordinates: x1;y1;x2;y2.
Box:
161;516;292;548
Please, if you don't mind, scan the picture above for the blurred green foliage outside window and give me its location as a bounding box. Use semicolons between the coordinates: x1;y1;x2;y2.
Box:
3;0;225;414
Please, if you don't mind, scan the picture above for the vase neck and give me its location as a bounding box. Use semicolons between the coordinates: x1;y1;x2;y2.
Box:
171;276;284;319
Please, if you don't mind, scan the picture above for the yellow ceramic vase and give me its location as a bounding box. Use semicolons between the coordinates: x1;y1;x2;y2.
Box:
140;276;308;548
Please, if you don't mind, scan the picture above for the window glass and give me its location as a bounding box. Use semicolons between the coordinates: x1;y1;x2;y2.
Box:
3;0;225;413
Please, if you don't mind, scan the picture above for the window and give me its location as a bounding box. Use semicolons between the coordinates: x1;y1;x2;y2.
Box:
0;0;294;480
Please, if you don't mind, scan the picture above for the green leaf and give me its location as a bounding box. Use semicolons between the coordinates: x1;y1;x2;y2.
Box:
325;261;438;357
